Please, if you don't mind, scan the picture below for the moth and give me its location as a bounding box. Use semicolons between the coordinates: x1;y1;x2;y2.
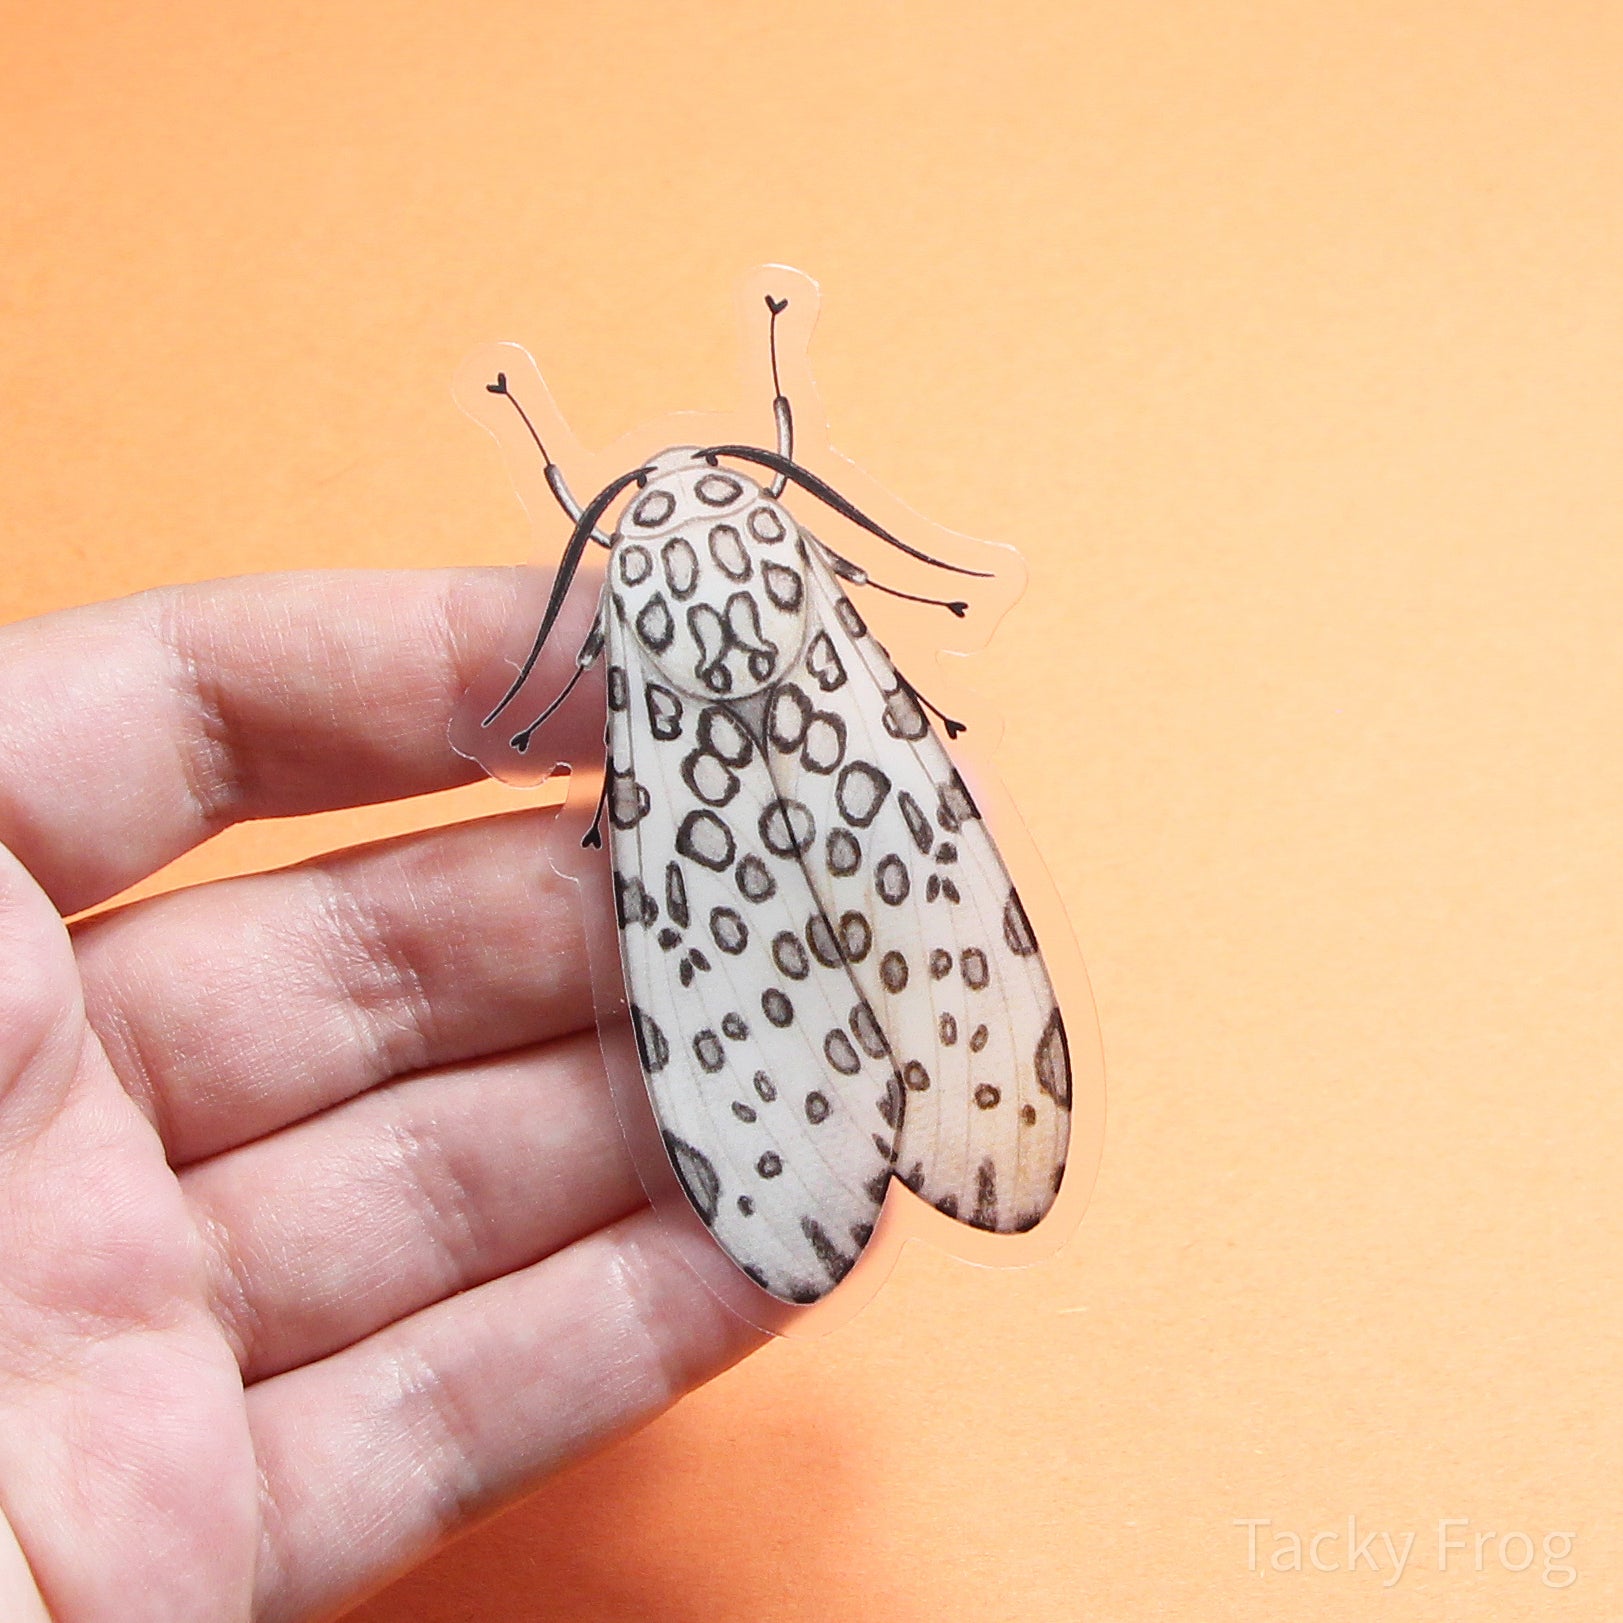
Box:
480;293;1071;1303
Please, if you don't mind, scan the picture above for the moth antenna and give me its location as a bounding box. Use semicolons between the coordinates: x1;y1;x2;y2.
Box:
701;444;993;579
763;295;793;496
487;372;613;544
808;534;969;616
865;582;969;617
482;466;645;727
509;619;605;751
764;295;786;400
487;371;553;464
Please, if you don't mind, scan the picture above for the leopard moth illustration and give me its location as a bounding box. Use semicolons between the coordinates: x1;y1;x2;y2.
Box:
478;292;1072;1304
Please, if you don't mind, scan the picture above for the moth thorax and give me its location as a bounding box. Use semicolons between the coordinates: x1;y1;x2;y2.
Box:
610;449;810;701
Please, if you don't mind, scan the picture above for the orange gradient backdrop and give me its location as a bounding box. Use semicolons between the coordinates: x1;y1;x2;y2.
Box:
4;3;1621;1618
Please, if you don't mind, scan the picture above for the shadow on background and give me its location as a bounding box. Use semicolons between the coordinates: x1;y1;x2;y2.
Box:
347;1388;863;1623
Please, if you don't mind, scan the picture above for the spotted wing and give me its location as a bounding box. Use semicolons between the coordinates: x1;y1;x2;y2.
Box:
604;595;904;1303
757;536;1072;1232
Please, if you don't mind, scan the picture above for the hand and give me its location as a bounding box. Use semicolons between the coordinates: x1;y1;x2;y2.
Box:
0;570;763;1623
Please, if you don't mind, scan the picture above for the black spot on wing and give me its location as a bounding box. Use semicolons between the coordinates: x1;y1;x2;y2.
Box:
1003;888;1040;955
681;748;739;807
631;1006;669;1072
836;761;891;827
834;595;866;638
736;854;777;902
697;474;744;508
772;930;810;979
805;630;847;692
823;1029;861;1075
875;853;911;905
898;790;933;853
882;683;929;741
635;593;675;653
837;910;872;963
709;906;749;954
614;872;659;929
707;522;751;579
1035;1007;1072;1109
971;1158;998;1230
826;827;861;875
697;705;753;766
675;809;735;871
661;535;699;599
762;560;804;610
662;1132;719;1224
849;1000;889;1058
936;771;980;831
877;1071;907;1130
646;683;683;740
748;504;787;543
801;1216;855;1285
806;912;842;968
632;489;676;528
759;798;816;858
767;683;812;752
608;771;651;829
665;861;690;928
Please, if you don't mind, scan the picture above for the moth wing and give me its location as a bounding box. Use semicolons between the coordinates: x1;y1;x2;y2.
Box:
760;536;1072;1231
604;596;902;1303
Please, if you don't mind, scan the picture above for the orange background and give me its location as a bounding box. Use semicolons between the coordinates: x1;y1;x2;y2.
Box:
4;2;1621;1618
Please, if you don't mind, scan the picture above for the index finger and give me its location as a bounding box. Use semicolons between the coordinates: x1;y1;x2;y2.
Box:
0;569;595;914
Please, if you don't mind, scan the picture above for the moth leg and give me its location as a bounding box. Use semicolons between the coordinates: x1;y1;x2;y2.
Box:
486;373;613;548
805;534;969;618
509;615;606;753
580;763;610;850
897;673;967;739
762;294;793;497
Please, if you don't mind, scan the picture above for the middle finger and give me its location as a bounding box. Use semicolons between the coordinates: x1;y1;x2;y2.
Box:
181;1030;645;1381
73;807;596;1163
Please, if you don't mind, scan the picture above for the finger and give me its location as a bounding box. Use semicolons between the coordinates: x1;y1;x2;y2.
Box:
0;842;262;1623
182;1032;642;1382
247;1208;766;1623
0;844;81;1137
74;807;594;1163
0;568;599;915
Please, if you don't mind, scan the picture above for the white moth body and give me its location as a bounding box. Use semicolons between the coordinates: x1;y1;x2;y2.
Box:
478;294;1073;1305
598;448;1071;1303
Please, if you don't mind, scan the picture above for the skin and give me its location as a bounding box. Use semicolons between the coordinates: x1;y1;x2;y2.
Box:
0;569;765;1623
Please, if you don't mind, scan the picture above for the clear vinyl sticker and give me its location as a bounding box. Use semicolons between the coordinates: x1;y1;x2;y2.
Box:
450;267;1104;1336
